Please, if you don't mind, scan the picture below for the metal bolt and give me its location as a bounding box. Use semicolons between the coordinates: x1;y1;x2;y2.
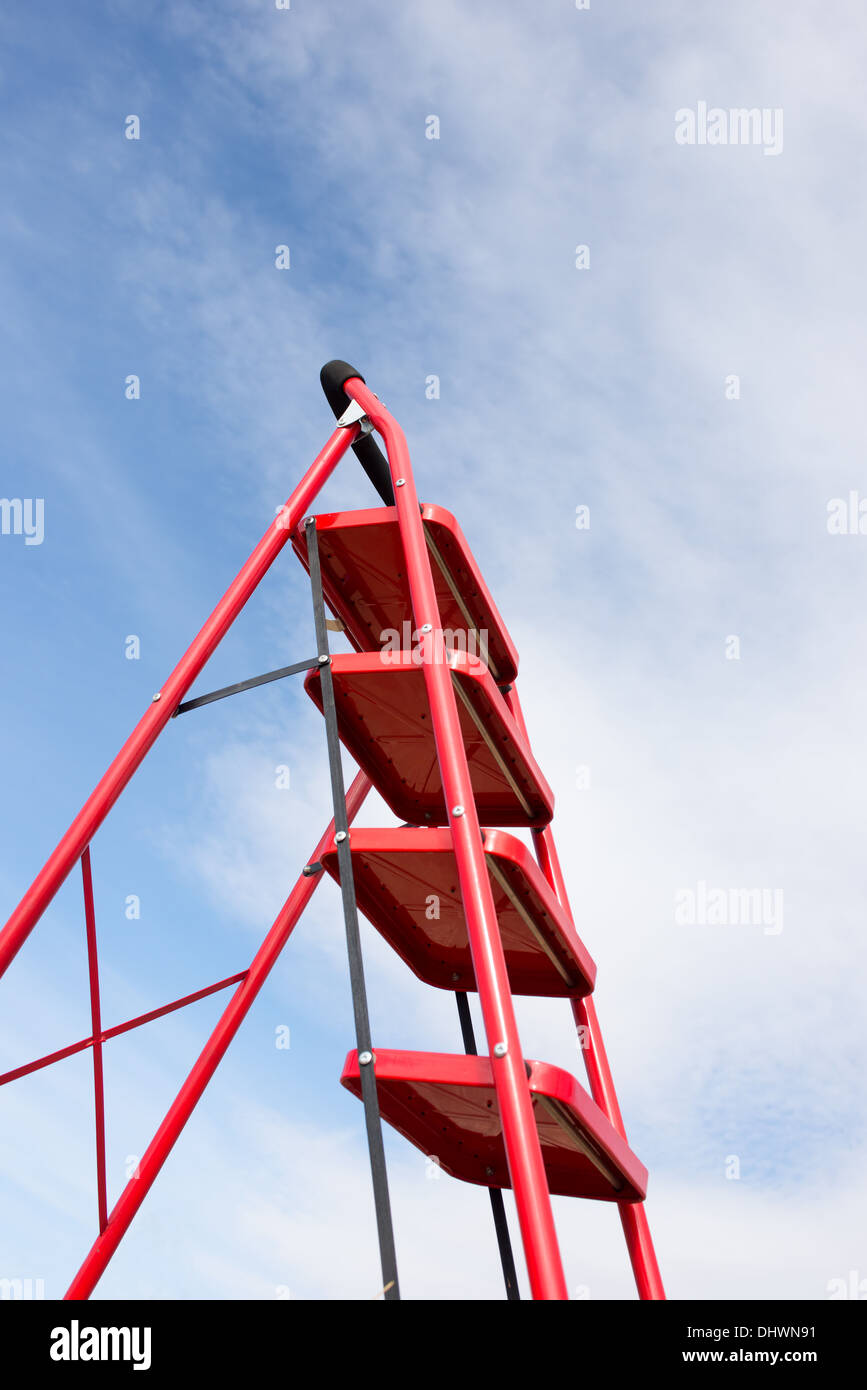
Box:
304;516;315;527
452;805;464;817
395;478;406;487
420;623;432;633
335;831;347;843
451;972;461;982
485;1166;495;1177
493;1042;508;1058
358;1051;374;1065
318;654;329;664
152;693;161;702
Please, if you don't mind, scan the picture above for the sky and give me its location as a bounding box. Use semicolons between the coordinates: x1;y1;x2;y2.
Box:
1;0;866;1301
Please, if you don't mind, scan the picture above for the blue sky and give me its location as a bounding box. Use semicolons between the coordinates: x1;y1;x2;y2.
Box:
1;0;866;1299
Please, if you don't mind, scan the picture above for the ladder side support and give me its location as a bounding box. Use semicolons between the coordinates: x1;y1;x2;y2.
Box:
64;771;372;1299
455;991;521;1300
305;520;400;1301
503;685;665;1298
345;377;568;1301
81;847;108;1235
0;422;358;980
530;818;666;1300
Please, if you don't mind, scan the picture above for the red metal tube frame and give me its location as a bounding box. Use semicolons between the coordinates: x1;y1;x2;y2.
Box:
343;377;568;1300
0;971;249;1089
0;421;359;981
502;684;664;1297
529;809;665;1300
65;771;372;1299
81;847;108;1234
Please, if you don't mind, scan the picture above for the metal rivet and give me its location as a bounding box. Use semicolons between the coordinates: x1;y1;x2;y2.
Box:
451;972;460;982
152;693;161;702
395;478;406;487
485;1166;495;1177
493;1042;508;1058
318;654;329;664
452;805;464;817
420;623;432;633
358;1051;374;1065
335;830;347;843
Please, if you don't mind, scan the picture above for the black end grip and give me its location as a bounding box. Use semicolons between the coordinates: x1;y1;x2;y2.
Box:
320;360;394;505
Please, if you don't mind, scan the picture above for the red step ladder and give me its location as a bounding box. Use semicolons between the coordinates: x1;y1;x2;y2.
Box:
0;362;664;1301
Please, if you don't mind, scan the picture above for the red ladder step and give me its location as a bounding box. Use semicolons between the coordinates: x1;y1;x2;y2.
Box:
304;650;554;827
320;827;595;997
341;1049;648;1202
292;504;520;683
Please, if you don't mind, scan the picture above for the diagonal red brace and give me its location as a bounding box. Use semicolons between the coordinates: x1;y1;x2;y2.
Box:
0;972;250;1089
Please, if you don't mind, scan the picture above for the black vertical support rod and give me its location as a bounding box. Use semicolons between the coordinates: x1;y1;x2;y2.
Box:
455;991;521;1299
305;516;400;1302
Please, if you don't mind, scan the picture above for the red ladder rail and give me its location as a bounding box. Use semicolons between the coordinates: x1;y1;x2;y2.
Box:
0;420;358;980
80;846;108;1235
340;373;569;1300
64;772;372;1299
505;688;666;1300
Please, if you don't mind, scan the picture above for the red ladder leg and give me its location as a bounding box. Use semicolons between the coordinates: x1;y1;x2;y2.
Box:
81;847;108;1234
532;822;666;1299
500;684;664;1298
65;771;372;1299
0;420;358;980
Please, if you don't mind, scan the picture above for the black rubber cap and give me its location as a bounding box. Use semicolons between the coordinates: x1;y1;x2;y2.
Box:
320;360;394;505
320;360;366;416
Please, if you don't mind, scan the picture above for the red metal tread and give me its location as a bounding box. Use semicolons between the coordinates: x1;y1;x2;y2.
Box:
320;827;595;997
341;1049;647;1202
292;504;520;683
304;650;554;827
